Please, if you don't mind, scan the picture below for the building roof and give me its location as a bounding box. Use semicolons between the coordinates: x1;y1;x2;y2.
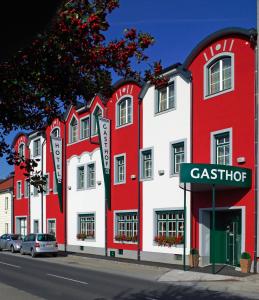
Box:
183;27;257;68
0;175;13;192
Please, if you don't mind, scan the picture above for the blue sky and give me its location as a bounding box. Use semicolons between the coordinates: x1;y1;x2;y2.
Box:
0;0;256;179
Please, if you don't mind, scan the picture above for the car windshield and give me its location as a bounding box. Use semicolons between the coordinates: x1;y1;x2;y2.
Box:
37;234;56;242
11;235;22;240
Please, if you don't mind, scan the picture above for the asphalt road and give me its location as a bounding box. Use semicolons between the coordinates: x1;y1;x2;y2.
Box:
0;252;250;300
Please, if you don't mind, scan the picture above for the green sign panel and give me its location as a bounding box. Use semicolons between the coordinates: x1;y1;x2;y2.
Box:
180;163;251;188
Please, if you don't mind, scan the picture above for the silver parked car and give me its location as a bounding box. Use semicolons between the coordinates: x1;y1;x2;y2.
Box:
0;234;23;253
20;233;58;257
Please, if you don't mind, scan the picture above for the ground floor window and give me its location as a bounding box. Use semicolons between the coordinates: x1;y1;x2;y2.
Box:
16;217;27;236
47;219;56;237
33;220;39;234
154;210;184;246
77;214;95;239
5;223;8;234
115;212;138;243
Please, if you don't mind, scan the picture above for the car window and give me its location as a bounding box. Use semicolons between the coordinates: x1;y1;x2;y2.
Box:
37;234;56;242
23;235;29;242
29;234;36;242
1;234;7;240
11;234;22;240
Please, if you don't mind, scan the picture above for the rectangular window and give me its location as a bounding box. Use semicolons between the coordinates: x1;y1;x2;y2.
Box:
43;174;49;195
115;212;138;243
114;155;126;184
53;172;57;194
156;83;175;113
17;181;22;199
33;185;39;197
24;180;30;198
17;217;27;236
77;166;85;190
214;132;230;165
87;163;96;188
80;117;90;139
5;197;8;210
5;223;8;234
33;139;41;157
140;149;153;180
47;219;56;237
172;142;185;174
156;210;184;239
78;214;95;238
33;220;39;234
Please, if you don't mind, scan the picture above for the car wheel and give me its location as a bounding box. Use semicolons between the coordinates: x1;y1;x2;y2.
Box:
31;248;36;258
11;246;15;253
20;247;25;255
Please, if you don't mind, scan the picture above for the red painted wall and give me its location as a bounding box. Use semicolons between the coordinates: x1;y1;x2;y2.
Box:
106;82;142;251
188;34;255;256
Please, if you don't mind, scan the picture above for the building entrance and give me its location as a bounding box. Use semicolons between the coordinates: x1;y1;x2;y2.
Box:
210;210;241;266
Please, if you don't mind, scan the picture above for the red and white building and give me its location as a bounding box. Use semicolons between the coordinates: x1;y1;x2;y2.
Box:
10;26;259;271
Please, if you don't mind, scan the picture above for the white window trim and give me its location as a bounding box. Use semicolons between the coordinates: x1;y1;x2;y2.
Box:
115;95;133;129
170;139;187;177
33;138;41;157
91;104;104;137
86;162;96;189
33;219;39;234
154;79;176;116
204;52;234;100
210;128;233;165
139;147;154;181
47;218;56;236
77;212;96;242
18;142;25;159
114;153;126;185
24;180;30;198
77;164;86;191
69;114;79;144
16;181;22;199
80;116;90;140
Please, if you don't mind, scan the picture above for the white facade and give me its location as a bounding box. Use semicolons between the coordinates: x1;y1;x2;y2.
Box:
141;71;191;262
67;148;105;254
28;133;47;234
0;190;12;235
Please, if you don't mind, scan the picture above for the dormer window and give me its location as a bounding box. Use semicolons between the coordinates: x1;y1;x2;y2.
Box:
18;143;25;159
156;82;175;114
92;106;103;136
70;117;78;143
116;97;132;127
205;54;234;98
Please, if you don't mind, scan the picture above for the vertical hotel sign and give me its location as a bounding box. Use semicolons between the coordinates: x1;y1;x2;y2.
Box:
51;137;63;212
96;116;111;209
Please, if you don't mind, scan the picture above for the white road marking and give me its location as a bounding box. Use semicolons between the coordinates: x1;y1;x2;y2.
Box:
0;261;21;269
46;273;88;285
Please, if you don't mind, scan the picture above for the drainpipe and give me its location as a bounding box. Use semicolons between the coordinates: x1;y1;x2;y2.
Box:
254;0;259;273
41;138;46;233
137;98;141;261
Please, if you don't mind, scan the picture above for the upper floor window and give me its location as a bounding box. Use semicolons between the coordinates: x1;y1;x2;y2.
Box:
140;148;153;180
70;117;78;143
16;181;22;199
205;55;233;98
171;141;185;175
214;132;230;165
77;166;85;190
33;139;41;157
117;97;132;127
18;143;25;159
51;128;60;138
80;117;90;139
92;106;103;136
156;82;175;113
114;154;126;184
24;180;30;198
87;163;96;189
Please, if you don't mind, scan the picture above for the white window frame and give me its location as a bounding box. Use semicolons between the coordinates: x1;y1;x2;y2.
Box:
86;162;96;189
24;180;30;198
77;165;85;190
69;115;78;143
170;139;187;176
114;210;138;243
16;181;22;199
116;96;133;128
211;128;232;165
33;219;39;234
114;154;126;185
33;139;41;157
204;52;234;99
140;147;154;181
78;213;95;239
5;197;8;211
18;143;25;159
47;219;56;237
80;116;90;140
91;105;103;136
155;81;176;114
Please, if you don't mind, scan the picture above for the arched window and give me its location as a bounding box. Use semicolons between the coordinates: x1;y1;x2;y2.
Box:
117;97;132;127
70;117;78;143
92;106;103;135
51;128;60;138
18;143;25;159
207;56;232;96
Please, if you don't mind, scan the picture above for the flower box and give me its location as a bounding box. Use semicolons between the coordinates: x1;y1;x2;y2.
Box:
115;234;138;243
76;233;95;241
154;235;184;247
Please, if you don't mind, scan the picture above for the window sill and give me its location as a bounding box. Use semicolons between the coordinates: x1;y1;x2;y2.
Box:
154;107;176;116
114;240;138;244
204;87;233;100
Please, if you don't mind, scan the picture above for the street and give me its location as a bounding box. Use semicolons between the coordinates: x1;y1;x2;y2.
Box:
0;251;252;300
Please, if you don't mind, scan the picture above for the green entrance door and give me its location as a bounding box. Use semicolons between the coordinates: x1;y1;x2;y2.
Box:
210;210;241;266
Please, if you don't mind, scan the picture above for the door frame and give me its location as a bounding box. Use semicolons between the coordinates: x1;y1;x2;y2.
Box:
199;206;245;266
